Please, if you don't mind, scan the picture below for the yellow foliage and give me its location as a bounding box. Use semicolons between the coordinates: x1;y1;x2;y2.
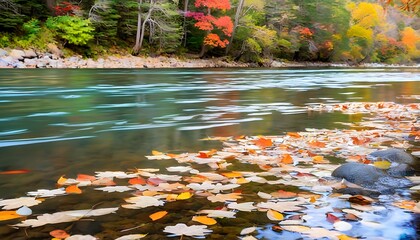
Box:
347;25;373;44
350;2;383;28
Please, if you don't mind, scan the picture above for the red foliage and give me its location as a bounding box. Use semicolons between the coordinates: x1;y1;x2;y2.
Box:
187;0;233;48
213;16;234;36
299;27;313;38
54;1;80;16
204;33;229;48
194;0;231;10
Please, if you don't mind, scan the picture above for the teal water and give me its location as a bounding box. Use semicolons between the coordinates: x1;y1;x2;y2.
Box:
0;68;419;197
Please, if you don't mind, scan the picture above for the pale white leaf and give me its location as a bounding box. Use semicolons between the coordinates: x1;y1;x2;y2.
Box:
227;202;257;212
333;221;353;231
95;171;137;179
122;196;164;209
166;166;193;172
27;188;67;198
240;227;257;235
0;197;42;210
163;223;212;237
65;235;97;240
115;234;147;240
257;192;272;199
94;186;132;193
197;210;236;218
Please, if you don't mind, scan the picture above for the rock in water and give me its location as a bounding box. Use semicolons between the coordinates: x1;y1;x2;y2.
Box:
332;162;413;194
367;149;416;177
367;149;416;165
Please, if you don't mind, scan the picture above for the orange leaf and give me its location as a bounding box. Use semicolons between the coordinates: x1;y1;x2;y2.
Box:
281;154;293;164
351;137;371;145
0;169;30;175
253;137;273;148
0;211;21;221
92;177;116;186
128;177;146;185
66;185;82;194
50;229;70;239
76;174;96;182
271;190;297;199
287;132;302;138
309;141;326;148
166;153;179;158
192;216;217;225
149;211;168;221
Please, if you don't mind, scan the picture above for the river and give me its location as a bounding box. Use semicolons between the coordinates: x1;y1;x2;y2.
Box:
0;68;419;239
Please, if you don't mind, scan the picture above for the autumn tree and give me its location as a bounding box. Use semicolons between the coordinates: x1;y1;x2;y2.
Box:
187;0;233;57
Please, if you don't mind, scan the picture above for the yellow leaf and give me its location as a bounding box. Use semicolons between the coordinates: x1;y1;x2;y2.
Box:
177;192;193;200
152;150;163;156
166;194;178;202
267;209;284;221
338;234;358;240
57;175;67;185
221;172;243;178
373;160;391;169
235;177;248;184
149;211;168;221
0;211;21;221
192;216;217;225
310;196;317;203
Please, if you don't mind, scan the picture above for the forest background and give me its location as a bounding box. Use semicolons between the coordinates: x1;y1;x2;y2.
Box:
0;0;419;65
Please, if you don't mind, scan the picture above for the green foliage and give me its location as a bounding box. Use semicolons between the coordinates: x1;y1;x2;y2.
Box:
23;19;41;36
46;16;94;46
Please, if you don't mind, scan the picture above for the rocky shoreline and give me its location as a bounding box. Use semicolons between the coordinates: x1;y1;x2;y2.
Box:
1;48;419;69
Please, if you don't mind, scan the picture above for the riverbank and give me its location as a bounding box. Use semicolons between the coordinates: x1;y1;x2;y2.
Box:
1;48;419;69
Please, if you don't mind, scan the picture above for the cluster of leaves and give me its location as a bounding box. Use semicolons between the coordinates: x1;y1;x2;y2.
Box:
0;100;418;239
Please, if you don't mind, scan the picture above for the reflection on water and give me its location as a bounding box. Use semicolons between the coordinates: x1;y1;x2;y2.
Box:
0;68;419;196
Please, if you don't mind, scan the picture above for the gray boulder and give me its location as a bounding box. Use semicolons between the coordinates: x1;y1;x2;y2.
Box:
24;49;37;58
367;149;416;177
9;49;25;60
367;148;415;165
332;162;413;194
0;48;7;57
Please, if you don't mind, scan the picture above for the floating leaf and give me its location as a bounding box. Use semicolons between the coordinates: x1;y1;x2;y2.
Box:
257;192;272;199
281;154;293;164
192;216;217;225
128;177;146;185
149;211;168;221
66;185;82;194
15;208;119;227
240;227;257;235
123;196;164;209
271;190;297;199
221;172;243;178
76;174;96;182
338;234;359;240
95;186;132;193
115;234;147;240
0;197;42;210
57;175;67;185
177;192;193;200
197;210;236;218
163;223;212;237
227;202;257;212
0;211;21;221
267;209;284;221
253;137;272;148
333;221;353;231
50;229;70;239
348;195;372;205
27;188;66;198
373;160;391;169
326;213;340;223
207;193;242;203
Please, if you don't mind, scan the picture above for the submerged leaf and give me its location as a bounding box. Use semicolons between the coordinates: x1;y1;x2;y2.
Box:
0;211;22;221
50;229;70;239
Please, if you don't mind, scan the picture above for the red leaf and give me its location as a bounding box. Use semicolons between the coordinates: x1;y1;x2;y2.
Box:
326;213;340;223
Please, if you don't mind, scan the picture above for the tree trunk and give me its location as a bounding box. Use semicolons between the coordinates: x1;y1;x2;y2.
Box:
182;0;189;47
225;0;245;55
44;0;56;12
133;0;143;55
199;8;211;58
139;0;155;51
